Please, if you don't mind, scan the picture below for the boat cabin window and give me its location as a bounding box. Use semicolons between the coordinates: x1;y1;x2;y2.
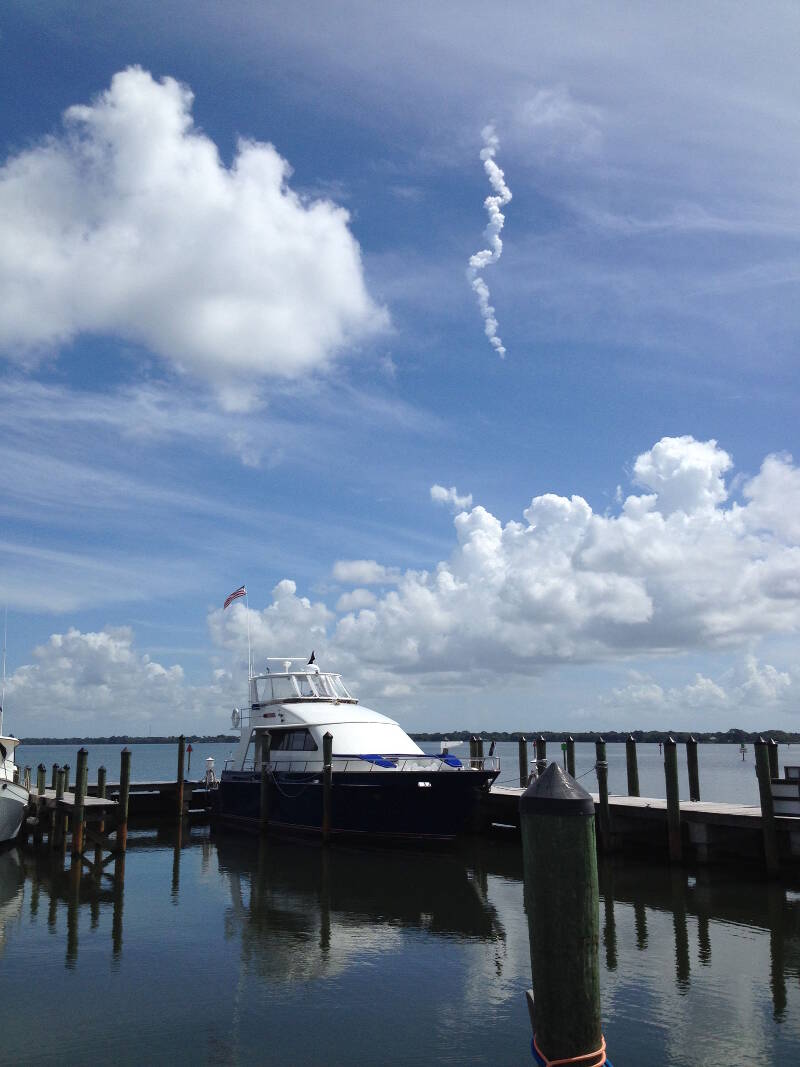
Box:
296;674;316;697
256;676;299;702
314;674;336;698
270;728;318;752
330;676;352;700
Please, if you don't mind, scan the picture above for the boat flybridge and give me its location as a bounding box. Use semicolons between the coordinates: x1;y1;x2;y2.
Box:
218;658;500;841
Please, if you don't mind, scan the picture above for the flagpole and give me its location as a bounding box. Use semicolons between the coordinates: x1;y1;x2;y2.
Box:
244;589;252;680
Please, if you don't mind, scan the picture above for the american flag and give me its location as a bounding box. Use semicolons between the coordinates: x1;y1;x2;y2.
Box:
224;585;246;610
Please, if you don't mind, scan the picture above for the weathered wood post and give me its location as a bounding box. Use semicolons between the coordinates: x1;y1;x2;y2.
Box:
37;763;46;795
96;765;107;870
625;735;640;797
755;738;780;877
469;735;477;762
322;731;333;842
260;733;272;834
118;748;131;853
97;765;106;799
53;767;65;850
518;735;528;787
520;764;604;1066
24;766;31;790
51;763;59;790
72;748;88;857
12;766;19;784
536;735;547;776
768;738;779;781
63;764;70;793
176;734;185;818
475;736;485;768
566;736;575;778
664;737;682;863
595;738;612;853
686;736;700;802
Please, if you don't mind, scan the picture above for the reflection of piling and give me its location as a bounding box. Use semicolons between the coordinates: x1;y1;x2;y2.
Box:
322;732;333;842
697;913;711;965
176;735;185;818
625;735;639;797
598;859;617;972
670;870;690;990
518;736;528;787
664;738;682;863
260;733;272;833
687;737;700;802
768;738;779;781
118;748;131;853
566;736;575;778
595;738;612;853
755;739;780;877
634;900;648;950
520;764;604;1066
767;883;786;1020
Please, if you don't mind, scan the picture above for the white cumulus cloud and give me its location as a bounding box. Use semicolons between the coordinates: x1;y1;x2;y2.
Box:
0;67;388;407
430;484;473;512
331;560;401;585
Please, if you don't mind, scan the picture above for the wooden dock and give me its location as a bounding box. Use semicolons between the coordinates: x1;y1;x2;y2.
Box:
485;784;800;866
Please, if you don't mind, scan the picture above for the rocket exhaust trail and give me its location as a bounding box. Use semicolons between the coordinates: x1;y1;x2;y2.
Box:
467;124;512;358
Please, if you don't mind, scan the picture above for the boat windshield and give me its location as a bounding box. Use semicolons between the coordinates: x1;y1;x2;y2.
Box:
254;672;355;703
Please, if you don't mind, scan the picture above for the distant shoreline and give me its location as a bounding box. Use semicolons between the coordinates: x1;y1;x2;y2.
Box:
12;728;799;744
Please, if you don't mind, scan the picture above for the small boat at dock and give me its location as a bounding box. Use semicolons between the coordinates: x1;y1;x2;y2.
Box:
218;657;499;840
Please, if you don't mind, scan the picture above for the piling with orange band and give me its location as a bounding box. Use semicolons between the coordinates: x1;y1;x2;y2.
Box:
520;764;603;1065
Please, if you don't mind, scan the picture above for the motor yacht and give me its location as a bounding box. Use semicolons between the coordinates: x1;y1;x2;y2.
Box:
218;658;499;840
0;736;28;844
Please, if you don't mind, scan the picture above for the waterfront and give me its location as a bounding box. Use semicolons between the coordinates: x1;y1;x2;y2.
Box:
1;821;799;1065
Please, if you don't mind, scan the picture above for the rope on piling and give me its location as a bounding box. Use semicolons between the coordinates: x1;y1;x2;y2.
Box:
532;1033;608;1066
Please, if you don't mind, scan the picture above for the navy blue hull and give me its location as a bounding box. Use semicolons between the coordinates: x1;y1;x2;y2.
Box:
218;769;498;840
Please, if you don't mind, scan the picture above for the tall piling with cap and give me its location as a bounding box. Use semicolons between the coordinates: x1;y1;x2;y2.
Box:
520;764;604;1066
475;736;485;768
176;735;185;818
566;736;575;778
536;736;547;776
625;735;639;797
595;738;612;852
51;763;59;790
72;748;88;857
322;732;333;842
664;737;682;863
118;748;131;853
687;736;700;802
755;738;780;877
518;736;528;787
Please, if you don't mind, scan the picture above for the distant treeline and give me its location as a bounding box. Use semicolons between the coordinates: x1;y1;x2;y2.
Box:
410;728;800;744
17;735;238;745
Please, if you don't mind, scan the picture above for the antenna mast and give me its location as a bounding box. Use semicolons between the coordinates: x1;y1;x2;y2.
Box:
1;607;6;736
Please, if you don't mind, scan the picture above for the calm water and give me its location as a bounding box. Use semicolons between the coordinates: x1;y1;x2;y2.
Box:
14;740;796;806
0;826;798;1065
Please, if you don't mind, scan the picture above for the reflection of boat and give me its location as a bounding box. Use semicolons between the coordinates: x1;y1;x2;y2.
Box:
216;833;505;981
218;658;499;840
0;847;25;954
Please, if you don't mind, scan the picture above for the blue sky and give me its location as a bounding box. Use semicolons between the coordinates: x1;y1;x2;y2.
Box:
1;2;799;735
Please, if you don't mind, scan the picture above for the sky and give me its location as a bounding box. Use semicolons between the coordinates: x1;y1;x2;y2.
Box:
1;1;799;736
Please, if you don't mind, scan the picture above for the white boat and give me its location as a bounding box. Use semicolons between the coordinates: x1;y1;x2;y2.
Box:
0;737;28;844
0;616;29;844
218;657;500;841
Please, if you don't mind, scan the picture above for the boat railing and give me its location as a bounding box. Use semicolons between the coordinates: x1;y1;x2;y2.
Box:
225;754;501;775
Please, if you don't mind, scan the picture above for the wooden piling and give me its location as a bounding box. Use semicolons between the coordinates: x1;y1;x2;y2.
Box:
594;738;612;852
118;748;131;853
37;763;46;795
755;738;780;877
687;736;700;802
518;736;528;787
51;763;59;790
664;737;682;863
72;748;88;856
97;766;107;799
24;766;31;790
260;733;272;833
53;767;65;849
322;732;333;842
520;764;603;1065
475;736;485;767
176;735;185;818
469;735;477;762
625;735;639;797
566;736;575;778
768;738;779;781
13;766;18;784
63;764;70;793
536;735;547;776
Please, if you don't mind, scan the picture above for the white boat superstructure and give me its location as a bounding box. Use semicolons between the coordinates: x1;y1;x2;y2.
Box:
0;736;28;844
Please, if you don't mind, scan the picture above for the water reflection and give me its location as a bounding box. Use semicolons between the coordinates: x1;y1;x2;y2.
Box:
215;834;507;983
